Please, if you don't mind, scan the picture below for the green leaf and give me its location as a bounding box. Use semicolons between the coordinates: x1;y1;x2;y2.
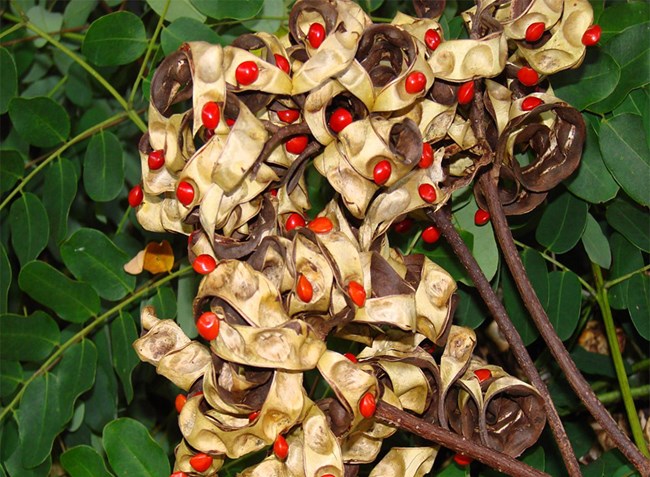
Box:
565;419;597;458
18;261;100;323
82;12;147;66
0;360;22;398
103;418;170;477
596;1;650;44
581;214;611;269
8;96;70;147
553;49;619;111
628;274;650;341
570;347;629;378
606;198;650;253
61;445;113;477
146;0;206;22
583;450;632;477
414;230;473;283
65;63;93;107
600;114;650;207
191;0;263;19
84;327;118;432
247;0;284;33
43;157;78;245
0;311;59;362
61;228;135;300
454;199;499;282
0;243;11;314
55;340;98;426
0;47;18;114
0;149;25;194
608;233;643;310
545;271;582;341
146;285;177;319
26;6;63;48
177;273;200;339
536;191;588;254
9;192;49;267
161;17;220;55
83;131;125;202
5;446;51;477
111;312;139;403
358;0;385;12
455;286;488;329
63;0;99;28
565;118;618;204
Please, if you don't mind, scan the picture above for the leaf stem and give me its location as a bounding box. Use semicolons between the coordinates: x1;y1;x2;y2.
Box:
0;21;25;41
592;263;650;457
597;384;650;407
404;230;423;255
605;264;650;289
0;265;192;424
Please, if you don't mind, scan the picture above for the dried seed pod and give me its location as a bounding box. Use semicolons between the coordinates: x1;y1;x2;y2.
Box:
368;447;438;477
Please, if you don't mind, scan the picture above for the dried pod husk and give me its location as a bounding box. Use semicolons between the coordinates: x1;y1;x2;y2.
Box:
247;235;294;293
443;361;484;446
222;46;292;96
300;403;345;477
172;439;224;476
135;191;192;235
368;447;438;477
496;0;563;40
413;0;447;20
392;13;444;53
150;48;193;117
418;97;457;143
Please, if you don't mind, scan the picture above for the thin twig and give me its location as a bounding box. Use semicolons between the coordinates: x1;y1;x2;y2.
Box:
605;264;650;289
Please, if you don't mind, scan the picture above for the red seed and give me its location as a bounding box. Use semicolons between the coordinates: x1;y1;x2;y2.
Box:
424;29;441;51
270;188;278;197
248;410;260;422
285;135;308;154
308;217;334;233
147;149;165;170
277;109;300;123
457;81;474;105
196;311;220;340
359;392;376;418
348;281;366;307
474;368;492;383
226;118;235;127
274;54;290;74
405;71;427;94
474;209;490;226
235;60;259;85
307;23;326;48
273;435;289;460
174;394;187;413
419;142;433;168
344;352;358;363
328;107;353;133
193;254;217;275
522;96;543;111
296;274;313;302
373;160;392;185
170;472;188;477
582;24;601;46
321;474;336;477
517;66;539;86
454;454;473;466
201;101;220;130
176;181;195;206
393;218;413;234
128;184;143;208
418;183;437;203
422;225;440;244
189;453;213;472
285;213;306;231
525;22;545;42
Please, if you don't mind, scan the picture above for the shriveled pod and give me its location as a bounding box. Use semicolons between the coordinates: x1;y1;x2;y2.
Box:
172;439;225;476
368;447;438;477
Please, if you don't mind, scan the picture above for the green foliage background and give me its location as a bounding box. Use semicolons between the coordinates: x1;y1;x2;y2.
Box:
0;0;648;476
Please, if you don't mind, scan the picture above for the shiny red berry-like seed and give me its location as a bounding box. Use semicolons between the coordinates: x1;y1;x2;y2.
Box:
474;209;490;226
176;181;195;206
285;212;306;231
277;109;300;123
458;81;474;105
328;107;353;133
522;96;543;111
201;101;220;130
348;281;366;307
273;435;289;460
517;66;539;86
270;188;278;197
474;368;492;383
373;160;392;185
193;254;217;275
235;61;259;85
170;472;188;477
454;454;473;466
197;311;220;340
422;225;440;244
308;217;333;234
128;184;143;208
405;71;427;94
190;453;213;472
307;23;326;48
248;410;260;422
359;392;376;418
286;135;308;154
344;352;358;363
419;142;433;168
525;22;545;42
418;183;437;203
321;474;336;477
274;54;290;73
226;118;235;127
582;24;601;46
393;218;413;233
424;29;441;50
147;149;165;170
296;274;313;303
175;394;187;413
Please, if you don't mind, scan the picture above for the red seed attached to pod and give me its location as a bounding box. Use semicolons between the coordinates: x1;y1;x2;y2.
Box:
517;66;539;86
170;472;188;477
393;218;413;233
147;149;165;170
193;254;217;275
201;101;220;130
321;474;336;477
373;160;392;185
522;96;543;111
582;24;601;46
176;181;195;206
419;142;433;168
454;454;473;466
424;29;441;51
286;135;308;154
174;394;187;413
248;410;260;422
344;352;358;363
196;311;220;340
474;209;490;226
457;81;474;105
422;225;440;244
359;392;376;418
277;109;300;123
128;184;143;208
296;274;313;302
285;213;306;231
226;118;235;127
235;60;259;85
307;23;326;48
273;435;289;460
525;22;545;42
328;107;353;133
474;368;492;383
348;281;366;307
274;54;290;74
418;183;437;203
405;71;427;94
189;453;213;472
308;217;333;234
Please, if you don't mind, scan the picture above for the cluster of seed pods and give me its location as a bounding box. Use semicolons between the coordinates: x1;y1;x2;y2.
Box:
130;0;599;474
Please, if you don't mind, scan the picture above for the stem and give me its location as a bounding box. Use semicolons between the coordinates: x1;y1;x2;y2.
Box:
605;264;650;289
0;265;192;424
0;112;130;212
404;229;423;255
633;359;650;374
0;21;25;41
592;263;650;457
375;402;550;477
597;385;650;407
479;173;650;475
430;206;582;477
